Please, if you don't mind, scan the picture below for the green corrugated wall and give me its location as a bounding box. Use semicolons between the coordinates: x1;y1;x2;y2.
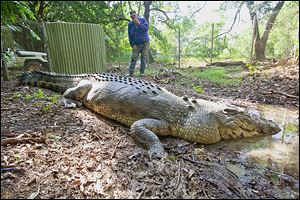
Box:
43;22;107;73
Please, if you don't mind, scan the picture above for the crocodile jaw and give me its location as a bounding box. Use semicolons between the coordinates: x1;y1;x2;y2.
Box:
219;114;281;140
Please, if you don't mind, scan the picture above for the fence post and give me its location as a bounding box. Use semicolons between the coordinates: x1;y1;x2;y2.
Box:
178;27;181;69
210;23;214;65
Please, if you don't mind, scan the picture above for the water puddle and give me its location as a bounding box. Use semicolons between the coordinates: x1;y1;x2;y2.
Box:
207;103;299;194
251;104;298;177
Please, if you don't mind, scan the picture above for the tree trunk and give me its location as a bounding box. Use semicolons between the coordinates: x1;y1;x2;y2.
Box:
143;1;155;63
247;1;285;62
143;1;151;23
210;23;214;64
294;26;299;65
1;39;10;81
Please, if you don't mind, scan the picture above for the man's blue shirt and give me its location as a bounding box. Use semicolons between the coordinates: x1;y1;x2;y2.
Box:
128;16;150;47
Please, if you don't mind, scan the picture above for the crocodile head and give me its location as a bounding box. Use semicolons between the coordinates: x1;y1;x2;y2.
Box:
217;107;281;140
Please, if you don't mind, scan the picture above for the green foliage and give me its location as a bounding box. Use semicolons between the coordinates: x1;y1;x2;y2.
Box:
245;63;257;75
25;94;33;101
284;123;299;134
195;67;243;86
1;1;35;25
3;1;297;64
34;100;47;106
34;89;44;99
266;1;299;58
12;92;22;99
184;21;227;59
168;154;180;162
192;85;205;93
41;104;52;113
226;30;252;60
34;100;52;113
2;50;15;63
47;94;61;104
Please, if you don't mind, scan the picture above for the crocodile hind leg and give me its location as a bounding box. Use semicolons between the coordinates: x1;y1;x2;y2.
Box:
59;80;92;108
130;118;171;160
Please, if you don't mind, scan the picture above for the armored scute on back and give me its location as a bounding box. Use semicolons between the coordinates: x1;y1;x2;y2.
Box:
19;71;281;159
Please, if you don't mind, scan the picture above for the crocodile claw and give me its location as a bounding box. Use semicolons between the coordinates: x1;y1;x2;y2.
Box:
148;146;167;160
59;97;82;108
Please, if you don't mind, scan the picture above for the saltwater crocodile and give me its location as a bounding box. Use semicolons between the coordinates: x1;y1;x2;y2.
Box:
19;71;281;158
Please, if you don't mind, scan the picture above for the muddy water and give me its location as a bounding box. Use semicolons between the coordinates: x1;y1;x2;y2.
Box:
207;103;299;188
250;104;299;178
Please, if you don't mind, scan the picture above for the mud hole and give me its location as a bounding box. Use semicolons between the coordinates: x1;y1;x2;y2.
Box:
1;63;299;199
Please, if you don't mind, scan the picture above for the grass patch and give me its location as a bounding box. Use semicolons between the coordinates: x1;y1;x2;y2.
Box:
12;92;22;99
192;66;243;86
47;94;61;104
192;84;205;93
245;63;257;76
34;89;45;99
284;123;299;134
24;94;33;101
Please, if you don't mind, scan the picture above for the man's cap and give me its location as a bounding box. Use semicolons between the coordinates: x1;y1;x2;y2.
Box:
130;10;137;17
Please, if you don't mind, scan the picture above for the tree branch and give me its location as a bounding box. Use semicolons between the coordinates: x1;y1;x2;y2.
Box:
100;10;130;23
260;1;285;46
150;8;170;21
128;1;133;12
214;3;243;39
188;1;207;21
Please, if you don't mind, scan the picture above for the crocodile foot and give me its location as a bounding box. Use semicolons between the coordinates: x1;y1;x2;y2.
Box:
148;145;167;160
59;97;82;108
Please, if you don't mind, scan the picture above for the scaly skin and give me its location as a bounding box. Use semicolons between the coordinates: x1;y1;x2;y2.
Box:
19;71;281;158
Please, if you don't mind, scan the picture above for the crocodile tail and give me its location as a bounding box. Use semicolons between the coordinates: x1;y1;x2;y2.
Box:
18;71;85;93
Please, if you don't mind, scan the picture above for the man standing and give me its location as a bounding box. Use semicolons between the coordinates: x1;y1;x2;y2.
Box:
127;10;150;77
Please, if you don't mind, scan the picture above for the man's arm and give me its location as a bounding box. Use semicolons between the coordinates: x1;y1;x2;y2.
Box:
139;18;148;32
128;23;134;47
133;17;148;32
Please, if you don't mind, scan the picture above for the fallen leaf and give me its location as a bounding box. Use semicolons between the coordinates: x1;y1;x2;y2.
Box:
72;179;81;186
27;183;40;199
16;134;25;139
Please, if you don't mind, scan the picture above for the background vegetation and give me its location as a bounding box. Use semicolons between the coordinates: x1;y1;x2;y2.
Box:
1;1;299;64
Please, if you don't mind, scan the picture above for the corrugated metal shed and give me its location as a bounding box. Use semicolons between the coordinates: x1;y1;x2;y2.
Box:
43;22;107;73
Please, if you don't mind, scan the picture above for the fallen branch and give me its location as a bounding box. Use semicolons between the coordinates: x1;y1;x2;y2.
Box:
1;164;17;168
175;159;182;189
1;137;46;146
275;91;299;99
1;132;18;138
264;90;299;99
137;187;145;199
1;167;23;172
27;181;40;199
201;185;210;199
207;61;246;67
180;155;212;166
110;137;123;159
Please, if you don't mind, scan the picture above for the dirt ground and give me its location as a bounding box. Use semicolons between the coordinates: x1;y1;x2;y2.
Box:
1;61;299;199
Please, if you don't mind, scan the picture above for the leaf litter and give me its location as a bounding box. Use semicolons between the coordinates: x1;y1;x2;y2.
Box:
1;62;299;199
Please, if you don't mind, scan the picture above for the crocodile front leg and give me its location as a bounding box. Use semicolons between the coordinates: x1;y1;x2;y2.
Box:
59;80;92;108
130;119;171;160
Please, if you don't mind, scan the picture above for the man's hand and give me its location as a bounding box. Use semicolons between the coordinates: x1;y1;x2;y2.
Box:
132;45;138;50
132;16;140;26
